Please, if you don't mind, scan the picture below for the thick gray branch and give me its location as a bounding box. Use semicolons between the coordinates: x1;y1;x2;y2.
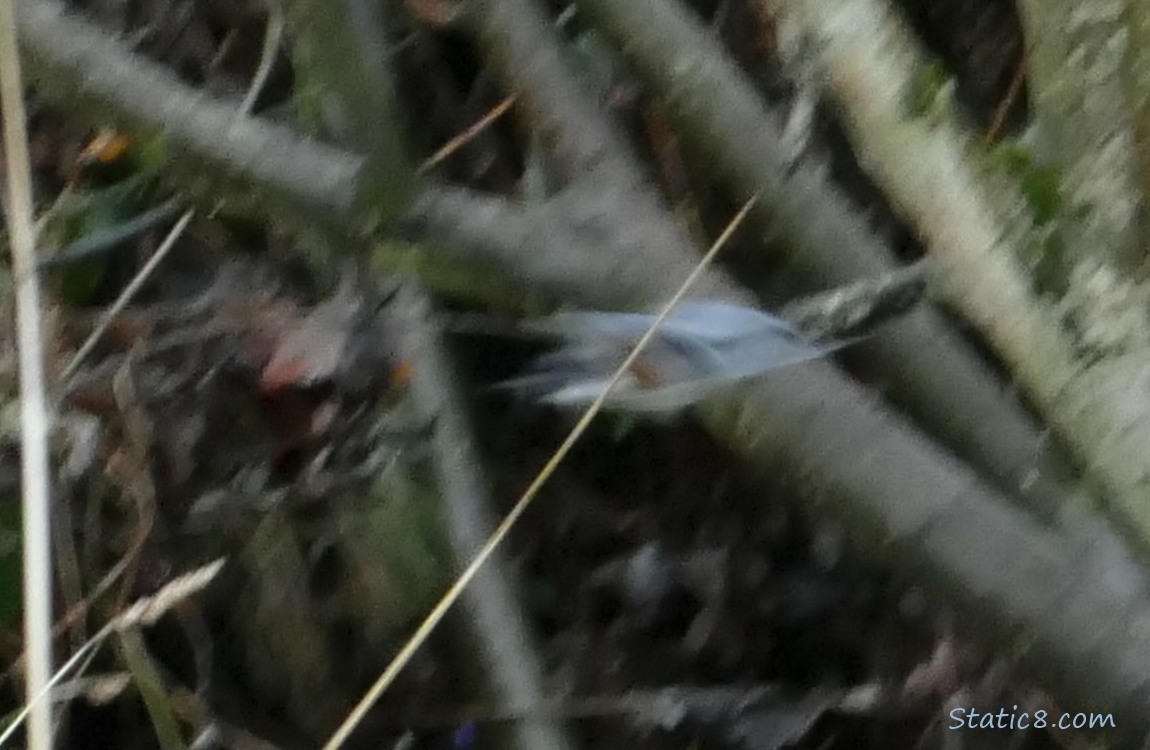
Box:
393;285;575;750
14;0;365;233
574;0;1084;510
758;0;1150;540
708;366;1150;744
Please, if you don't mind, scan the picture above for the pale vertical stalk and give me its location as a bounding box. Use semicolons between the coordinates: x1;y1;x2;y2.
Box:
0;0;55;747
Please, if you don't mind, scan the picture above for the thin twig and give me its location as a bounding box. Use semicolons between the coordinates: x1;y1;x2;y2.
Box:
985;51;1026;144
417;94;517;174
236;2;284;120
61;210;193;382
0;638;101;750
0;559;225;749
39;199;181;268
0;0;55;746
321;193;758;750
2;501;156;687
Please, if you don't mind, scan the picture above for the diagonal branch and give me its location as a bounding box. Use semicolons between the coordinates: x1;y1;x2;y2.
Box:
384;283;577;750
572;0;1088;524
14;0;366;233
758;0;1150;541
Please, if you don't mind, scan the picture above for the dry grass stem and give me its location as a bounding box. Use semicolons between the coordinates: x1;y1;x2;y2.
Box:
321;193;759;750
0;0;56;745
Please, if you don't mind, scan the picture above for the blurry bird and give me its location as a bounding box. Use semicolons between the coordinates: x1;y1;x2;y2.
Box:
499;300;855;412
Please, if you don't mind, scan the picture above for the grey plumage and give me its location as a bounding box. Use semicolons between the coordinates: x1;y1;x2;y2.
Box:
501;300;851;412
